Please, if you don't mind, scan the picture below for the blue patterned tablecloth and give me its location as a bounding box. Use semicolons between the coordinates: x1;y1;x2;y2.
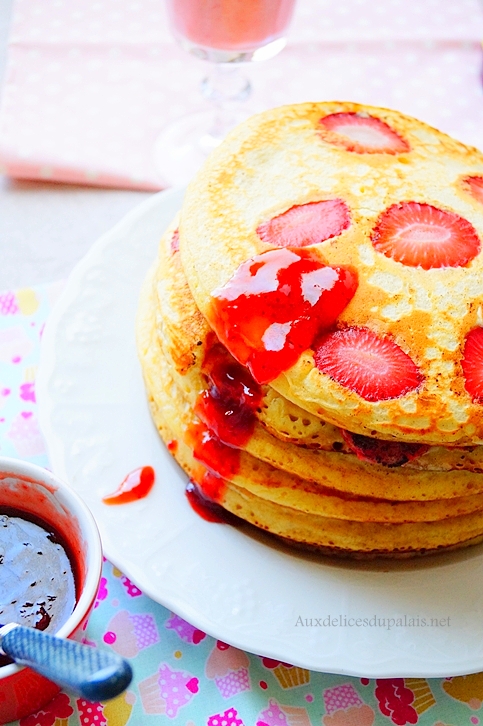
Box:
1;281;482;726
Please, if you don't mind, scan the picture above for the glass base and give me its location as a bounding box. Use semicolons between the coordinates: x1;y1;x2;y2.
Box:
154;108;252;187
175;35;287;64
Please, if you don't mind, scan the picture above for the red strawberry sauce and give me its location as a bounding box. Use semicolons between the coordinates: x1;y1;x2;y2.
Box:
102;466;155;505
184;421;236;518
0;508;77;667
185;343;262;520
210;248;357;384
194;343;263;447
187;420;241;482
185;479;240;524
187;250;356;517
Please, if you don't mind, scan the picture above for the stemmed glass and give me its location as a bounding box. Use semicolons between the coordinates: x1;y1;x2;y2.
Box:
155;0;297;186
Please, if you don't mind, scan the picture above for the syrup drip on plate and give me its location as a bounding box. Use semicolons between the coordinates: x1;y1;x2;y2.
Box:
185;479;240;525
102;466;155;505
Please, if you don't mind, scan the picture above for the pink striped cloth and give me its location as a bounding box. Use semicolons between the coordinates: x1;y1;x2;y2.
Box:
0;0;483;190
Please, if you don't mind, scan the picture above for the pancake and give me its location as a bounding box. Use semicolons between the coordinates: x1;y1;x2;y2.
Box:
137;101;483;557
178;102;483;445
137;264;483;556
147;216;483;505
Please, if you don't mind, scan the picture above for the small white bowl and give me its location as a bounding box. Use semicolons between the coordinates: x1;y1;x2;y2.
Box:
0;457;102;724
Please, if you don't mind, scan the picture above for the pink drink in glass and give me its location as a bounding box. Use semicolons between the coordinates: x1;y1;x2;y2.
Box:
156;0;297;185
167;0;296;54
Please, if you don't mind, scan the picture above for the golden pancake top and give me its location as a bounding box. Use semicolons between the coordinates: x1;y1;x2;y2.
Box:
179;101;483;445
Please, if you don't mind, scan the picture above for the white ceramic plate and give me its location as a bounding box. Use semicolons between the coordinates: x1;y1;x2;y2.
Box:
38;188;483;678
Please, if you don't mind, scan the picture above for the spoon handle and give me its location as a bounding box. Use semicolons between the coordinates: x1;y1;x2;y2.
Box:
0;624;132;702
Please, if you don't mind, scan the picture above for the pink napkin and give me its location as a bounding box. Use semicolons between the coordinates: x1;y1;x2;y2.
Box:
1;0;483;190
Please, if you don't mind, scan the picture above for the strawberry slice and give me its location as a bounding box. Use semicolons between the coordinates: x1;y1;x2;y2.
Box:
210;248;358;384
318;112;409;154
314;326;423;401
340;429;429;467
371;201;481;270
463;176;483;205
462;327;483;403
256;199;350;248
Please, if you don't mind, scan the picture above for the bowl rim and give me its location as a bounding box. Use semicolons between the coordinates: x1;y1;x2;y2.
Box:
0;456;103;681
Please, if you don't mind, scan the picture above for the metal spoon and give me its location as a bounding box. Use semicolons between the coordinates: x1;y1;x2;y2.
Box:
0;623;133;701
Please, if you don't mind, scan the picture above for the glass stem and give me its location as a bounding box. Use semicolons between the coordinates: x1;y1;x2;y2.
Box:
200;64;252;150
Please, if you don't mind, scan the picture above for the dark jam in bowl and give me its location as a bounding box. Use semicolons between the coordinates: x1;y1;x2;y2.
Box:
0;507;77;667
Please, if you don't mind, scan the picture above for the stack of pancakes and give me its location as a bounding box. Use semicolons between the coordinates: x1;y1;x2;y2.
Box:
137;101;483;558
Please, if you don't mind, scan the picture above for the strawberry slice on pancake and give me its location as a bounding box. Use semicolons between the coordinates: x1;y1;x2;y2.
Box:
341;429;429;467
463;327;483;403
257;199;350;248
463;175;483;206
371;202;481;270
314;326;423;402
319;112;409;154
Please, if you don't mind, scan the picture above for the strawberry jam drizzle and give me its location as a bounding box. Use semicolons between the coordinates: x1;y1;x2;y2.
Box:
0;508;77;667
210;248;357;384
185;343;262;521
185;479;241;524
167;439;178;454
102;466;155;505
195;343;262;448
186;420;241;481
